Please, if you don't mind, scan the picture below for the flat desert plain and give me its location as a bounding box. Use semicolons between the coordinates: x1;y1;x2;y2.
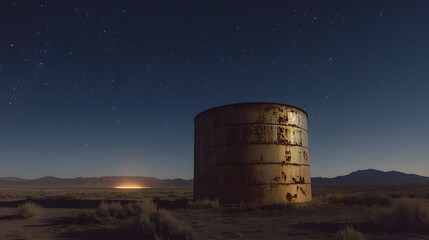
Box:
0;186;428;240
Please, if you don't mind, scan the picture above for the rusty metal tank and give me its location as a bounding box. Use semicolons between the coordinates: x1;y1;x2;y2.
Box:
194;102;311;205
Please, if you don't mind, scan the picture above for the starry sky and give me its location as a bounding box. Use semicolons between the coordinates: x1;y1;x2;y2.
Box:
1;0;428;179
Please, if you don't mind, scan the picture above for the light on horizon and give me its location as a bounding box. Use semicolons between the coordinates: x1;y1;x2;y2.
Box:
114;186;149;189
114;183;149;189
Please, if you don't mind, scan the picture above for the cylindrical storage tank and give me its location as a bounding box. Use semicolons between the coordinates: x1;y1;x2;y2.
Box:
194;102;311;205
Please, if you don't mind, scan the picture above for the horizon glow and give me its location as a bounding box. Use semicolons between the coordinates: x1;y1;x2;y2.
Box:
114;186;149;189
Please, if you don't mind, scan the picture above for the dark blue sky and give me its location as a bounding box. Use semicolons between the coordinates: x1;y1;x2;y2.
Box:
1;0;428;179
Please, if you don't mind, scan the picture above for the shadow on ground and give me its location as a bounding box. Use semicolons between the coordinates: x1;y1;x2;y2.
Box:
0;199;103;208
0;214;21;220
56;228;126;240
290;221;429;235
290;222;361;234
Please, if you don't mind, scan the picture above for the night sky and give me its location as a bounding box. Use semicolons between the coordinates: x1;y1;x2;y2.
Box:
1;1;428;179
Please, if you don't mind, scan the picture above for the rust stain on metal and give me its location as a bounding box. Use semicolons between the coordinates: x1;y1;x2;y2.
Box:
300;187;307;196
281;171;287;181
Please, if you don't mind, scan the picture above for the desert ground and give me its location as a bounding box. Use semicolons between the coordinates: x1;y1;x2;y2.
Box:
0;186;428;240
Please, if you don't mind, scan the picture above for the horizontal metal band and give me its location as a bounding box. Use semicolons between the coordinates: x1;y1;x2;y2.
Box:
195;142;309;151
195;122;308;135
194;102;308;120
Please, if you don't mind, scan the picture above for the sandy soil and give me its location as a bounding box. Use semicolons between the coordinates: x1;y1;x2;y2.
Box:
0;207;74;240
0;207;123;240
173;205;428;240
0;187;428;240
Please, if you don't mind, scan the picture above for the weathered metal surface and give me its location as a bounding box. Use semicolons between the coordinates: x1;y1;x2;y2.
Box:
195;184;311;204
195;144;309;166
194;102;311;204
195;125;308;149
195;165;310;185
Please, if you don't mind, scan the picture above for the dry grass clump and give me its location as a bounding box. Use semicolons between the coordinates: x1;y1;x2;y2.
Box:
96;201;127;221
75;201;127;225
153;197;189;209
151;209;197;240
75;200;197;240
17;202;42;218
372;198;429;232
75;210;101;225
75;201;147;225
326;193;390;207
189;199;220;209
334;225;366;240
122;201;197;240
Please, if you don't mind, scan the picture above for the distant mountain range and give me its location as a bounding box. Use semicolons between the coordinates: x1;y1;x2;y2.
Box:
0;176;193;188
312;169;429;185
1;169;428;188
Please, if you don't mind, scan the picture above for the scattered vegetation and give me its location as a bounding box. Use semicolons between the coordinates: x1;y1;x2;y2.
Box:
334;225;366;240
325;193;391;207
75;200;197;240
17;202;42;218
372;198;429;232
153;197;189;209
189;199;220;209
189;200;308;211
0;188;193;201
75;210;100;225
95;201;127;222
224;202;298;211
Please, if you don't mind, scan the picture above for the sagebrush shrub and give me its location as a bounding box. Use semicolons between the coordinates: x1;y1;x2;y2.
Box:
334;225;366;240
17;202;42;218
373;198;429;232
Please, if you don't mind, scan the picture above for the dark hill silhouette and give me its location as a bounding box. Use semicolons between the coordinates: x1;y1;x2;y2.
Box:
0;176;193;188
0;177;27;182
312;169;429;185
